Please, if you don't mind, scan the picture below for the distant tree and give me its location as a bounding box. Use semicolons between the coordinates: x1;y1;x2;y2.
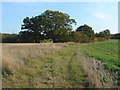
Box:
76;24;94;40
19;31;45;43
2;33;19;43
111;33;120;39
95;33;99;37
0;33;2;43
21;16;46;43
21;10;76;43
99;29;111;39
70;31;89;43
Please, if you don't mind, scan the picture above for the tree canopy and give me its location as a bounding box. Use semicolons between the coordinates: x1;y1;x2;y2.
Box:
1;10;115;43
76;24;94;40
70;31;89;43
97;29;111;39
21;10;76;43
111;33;120;39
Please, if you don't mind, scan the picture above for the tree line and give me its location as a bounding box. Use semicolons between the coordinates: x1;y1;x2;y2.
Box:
1;10;120;43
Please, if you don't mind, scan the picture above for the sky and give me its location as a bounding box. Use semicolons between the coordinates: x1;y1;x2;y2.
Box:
1;1;118;34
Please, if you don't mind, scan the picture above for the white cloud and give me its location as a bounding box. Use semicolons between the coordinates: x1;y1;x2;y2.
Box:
93;12;109;19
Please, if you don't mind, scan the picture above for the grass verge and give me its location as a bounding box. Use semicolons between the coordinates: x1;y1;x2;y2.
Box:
80;40;120;87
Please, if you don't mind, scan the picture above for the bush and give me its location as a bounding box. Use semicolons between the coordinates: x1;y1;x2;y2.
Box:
70;31;90;43
2;33;19;43
94;37;106;42
40;39;53;43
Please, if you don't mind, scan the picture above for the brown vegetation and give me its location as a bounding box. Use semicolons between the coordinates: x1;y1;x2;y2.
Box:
2;43;68;75
79;55;117;88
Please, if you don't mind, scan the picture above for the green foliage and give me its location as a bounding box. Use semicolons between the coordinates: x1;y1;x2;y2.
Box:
19;31;45;43
40;39;53;43
94;37;106;42
2;33;19;43
0;33;2;43
21;10;76;43
96;29;111;39
70;31;89;43
76;24;94;40
111;33;120;39
0;10;115;43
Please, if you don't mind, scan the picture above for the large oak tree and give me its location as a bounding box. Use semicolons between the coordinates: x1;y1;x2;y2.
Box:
21;10;76;43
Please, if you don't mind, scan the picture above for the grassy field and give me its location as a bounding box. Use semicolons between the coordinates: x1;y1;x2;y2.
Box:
80;40;120;87
3;45;89;88
2;43;68;76
2;40;119;88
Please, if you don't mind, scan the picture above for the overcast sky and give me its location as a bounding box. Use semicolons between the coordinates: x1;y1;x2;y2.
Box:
1;1;118;34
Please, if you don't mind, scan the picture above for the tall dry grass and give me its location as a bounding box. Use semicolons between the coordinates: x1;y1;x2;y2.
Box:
79;56;117;88
2;43;68;75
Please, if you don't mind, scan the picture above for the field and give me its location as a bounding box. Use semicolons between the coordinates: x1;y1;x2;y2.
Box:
2;40;119;88
80;40;120;86
2;43;68;75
